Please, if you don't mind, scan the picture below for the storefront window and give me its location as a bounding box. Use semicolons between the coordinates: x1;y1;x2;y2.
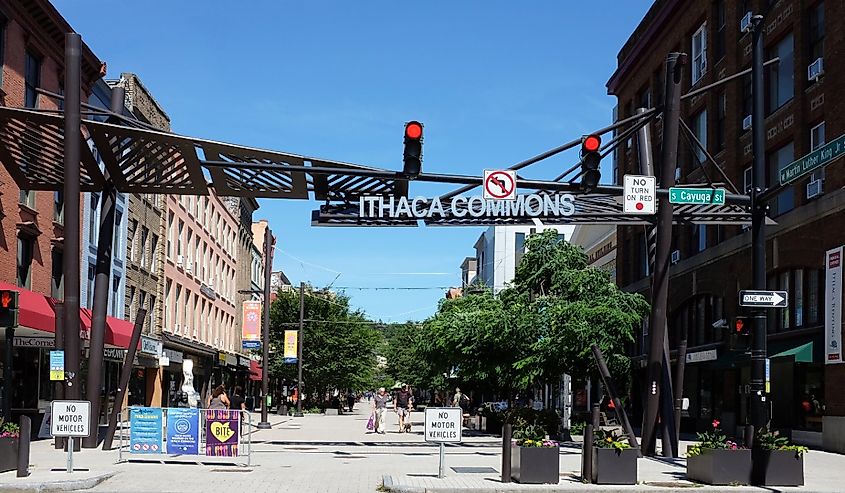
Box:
807;270;820;325
780;271;790;329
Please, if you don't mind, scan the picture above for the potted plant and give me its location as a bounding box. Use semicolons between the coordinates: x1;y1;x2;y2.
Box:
511;424;560;484
686;419;751;485
752;430;806;486
0;419;20;473
592;428;637;484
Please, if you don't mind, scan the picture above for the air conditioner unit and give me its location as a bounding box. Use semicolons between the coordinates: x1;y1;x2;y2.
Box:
176;255;184;267
740;11;753;33
807;179;823;199
671;250;681;264
808;57;824;81
742;115;752;130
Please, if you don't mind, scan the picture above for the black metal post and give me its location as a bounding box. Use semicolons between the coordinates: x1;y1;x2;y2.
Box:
641;52;685;456
16;415;30;477
257;227;273;429
674;328;688;445
590;344;640;455
294;282;304;417
501;423;512;483
750;14;769;436
659;336;678;456
3;327;13;422
54;303;64;450
102;308;146;450
62;33;82;401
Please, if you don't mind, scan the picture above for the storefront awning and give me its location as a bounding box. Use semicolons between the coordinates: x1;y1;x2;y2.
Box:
771;342;814;363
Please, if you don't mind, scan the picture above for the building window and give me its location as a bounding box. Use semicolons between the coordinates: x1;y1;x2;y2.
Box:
89;193;99;244
714;0;726;61
150;234;159;271
19;190;35;209
177;219;184;258
767;142;794;216
128;219;137;263
767;33;794;114
111;275;120;316
744;166;753;193
693;224;707;253
140;226;149;269
54;191;64;224
638;86;651;109
811;121;825;150
17;235;34;289
86;262;95;308
795;268;804;327
808;2;824;68
164;280;171;330
148;295;156;333
691;23;707;84
716;92;726;152
112;210;122;255
807;269;820;325
24;51;41;109
691;109;708;164
0;15;7;88
51;249;63;299
780;271;790;330
740;72;751;124
166;212;174;259
128;286;135;320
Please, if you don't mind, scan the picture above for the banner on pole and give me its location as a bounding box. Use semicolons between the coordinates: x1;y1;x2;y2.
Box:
284;330;298;363
205;409;240;456
242;300;262;349
826;246;843;364
166;408;199;455
129;407;163;454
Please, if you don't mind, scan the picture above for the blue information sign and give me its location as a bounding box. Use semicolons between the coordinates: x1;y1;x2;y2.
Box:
129;407;163;454
166;408;199;455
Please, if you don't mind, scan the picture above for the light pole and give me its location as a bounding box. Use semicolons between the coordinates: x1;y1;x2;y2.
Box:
294;281;304;417
257;227;274;429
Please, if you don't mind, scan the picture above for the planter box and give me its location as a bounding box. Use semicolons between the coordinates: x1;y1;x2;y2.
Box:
592;448;638;485
752;449;804;486
0;437;19;473
511;445;559;484
686;448;752;485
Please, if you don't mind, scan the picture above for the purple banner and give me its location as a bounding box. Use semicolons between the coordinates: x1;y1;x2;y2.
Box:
204;409;240;456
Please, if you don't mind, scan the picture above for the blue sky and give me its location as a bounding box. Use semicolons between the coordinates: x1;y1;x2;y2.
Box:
56;1;652;322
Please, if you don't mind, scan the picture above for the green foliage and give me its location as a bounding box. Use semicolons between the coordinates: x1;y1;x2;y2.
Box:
687;420;741;457
0;418;20;439
570;420;586;436
269;287;382;403
757;429;808;456
594;428;631;452
512;424;559;448
503;407;561;438
381;322;442;392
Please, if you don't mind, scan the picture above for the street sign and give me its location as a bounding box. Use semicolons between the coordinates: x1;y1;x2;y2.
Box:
424;407;462;443
49;350;64;381
51;400;91;437
483;170;516;201
623;175;656;214
739;290;788;308
669;187;725;205
780;134;845;185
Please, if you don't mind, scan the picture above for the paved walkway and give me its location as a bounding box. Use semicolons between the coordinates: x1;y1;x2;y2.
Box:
0;403;841;492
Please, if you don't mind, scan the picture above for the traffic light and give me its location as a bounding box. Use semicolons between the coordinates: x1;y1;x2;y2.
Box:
0;289;19;328
403;121;423;178
580;134;601;192
733;316;752;336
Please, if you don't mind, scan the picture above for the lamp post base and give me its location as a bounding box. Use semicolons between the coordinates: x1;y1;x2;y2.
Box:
257;422;272;429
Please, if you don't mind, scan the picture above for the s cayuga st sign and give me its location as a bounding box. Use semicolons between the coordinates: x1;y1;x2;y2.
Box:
358;193;576;219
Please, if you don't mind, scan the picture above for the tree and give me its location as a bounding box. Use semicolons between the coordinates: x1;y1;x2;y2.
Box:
268;287;382;405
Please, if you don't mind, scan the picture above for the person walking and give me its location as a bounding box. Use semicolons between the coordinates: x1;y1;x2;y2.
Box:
207;385;230;410
451;387;468;409
372;387;390;434
229;385;246;411
347;390;357;412
394;385;414;433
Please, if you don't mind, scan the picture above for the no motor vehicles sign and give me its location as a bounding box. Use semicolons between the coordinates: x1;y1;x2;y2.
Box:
51;400;91;438
424;407;462;443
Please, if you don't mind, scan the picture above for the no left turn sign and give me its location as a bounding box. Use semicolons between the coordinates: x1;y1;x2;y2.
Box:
483;170;517;200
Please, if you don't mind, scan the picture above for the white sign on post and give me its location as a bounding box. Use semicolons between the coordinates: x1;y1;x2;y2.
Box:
623;174;656;214
425;407;462;443
51;400;91;437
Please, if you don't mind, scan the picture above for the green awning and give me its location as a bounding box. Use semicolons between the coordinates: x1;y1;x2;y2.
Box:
770;342;814;363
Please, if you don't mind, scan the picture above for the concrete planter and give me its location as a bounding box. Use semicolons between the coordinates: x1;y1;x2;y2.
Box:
0;437;19;473
686;448;752;485
752;449;804;486
511;445;559;484
592;448;638;485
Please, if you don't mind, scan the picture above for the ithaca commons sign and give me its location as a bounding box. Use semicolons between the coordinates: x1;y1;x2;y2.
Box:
358;193;577;219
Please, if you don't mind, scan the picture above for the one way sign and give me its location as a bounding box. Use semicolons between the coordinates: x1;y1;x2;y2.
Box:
739;290;788;308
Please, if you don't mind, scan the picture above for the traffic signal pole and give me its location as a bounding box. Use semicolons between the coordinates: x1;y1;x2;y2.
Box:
749;14;768;438
641;52;685;457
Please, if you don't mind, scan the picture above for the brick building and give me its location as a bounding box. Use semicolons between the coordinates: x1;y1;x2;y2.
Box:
608;0;843;449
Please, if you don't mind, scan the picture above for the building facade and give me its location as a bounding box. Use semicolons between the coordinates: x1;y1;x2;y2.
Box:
570;224;617;281
224;197;260;350
608;0;842;449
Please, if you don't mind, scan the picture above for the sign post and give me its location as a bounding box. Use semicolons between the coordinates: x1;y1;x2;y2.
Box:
424;407;462;478
50;400;91;473
623;175;656;214
739;290;788;308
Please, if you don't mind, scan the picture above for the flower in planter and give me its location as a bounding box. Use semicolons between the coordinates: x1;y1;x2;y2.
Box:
756;429;808;457
512;424;559;448
687;418;744;457
0;419;20;439
594;428;631;454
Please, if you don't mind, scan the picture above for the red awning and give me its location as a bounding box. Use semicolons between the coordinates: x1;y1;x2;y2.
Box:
249;360;263;381
0;281;137;349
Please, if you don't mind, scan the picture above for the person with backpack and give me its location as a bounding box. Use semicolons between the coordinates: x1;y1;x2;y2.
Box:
452;387;469;410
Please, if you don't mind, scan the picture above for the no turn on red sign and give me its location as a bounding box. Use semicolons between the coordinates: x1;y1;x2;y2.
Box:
623;174;656;214
483;170;517;200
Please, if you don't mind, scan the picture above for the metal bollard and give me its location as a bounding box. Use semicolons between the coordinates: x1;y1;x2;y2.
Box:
501;423;512;483
17;415;31;477
744;424;755;449
583;423;594;483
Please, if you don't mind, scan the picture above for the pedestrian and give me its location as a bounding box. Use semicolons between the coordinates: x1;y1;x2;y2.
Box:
372;387;390;434
394;385;414;433
229;385;246;411
451;387;468;410
207;384;230;410
347;390;356;412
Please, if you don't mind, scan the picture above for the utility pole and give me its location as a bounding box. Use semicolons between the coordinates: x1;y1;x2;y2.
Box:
641;52;685;456
62;33;82;401
294;281;305;417
257;227;273;429
749;13;768;437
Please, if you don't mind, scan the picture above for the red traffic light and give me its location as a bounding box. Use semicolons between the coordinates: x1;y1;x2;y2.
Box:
405;121;423;140
0;291;10;308
735;318;744;333
582;134;601;153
